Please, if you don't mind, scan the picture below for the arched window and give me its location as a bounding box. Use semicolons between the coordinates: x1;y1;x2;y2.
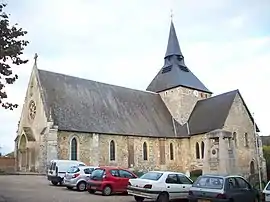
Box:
170;143;174;160
250;161;255;175
110;140;116;161
143;142;148;160
244;133;249;147
201;141;205;159
71;138;78;160
196;142;200;159
233;132;237;147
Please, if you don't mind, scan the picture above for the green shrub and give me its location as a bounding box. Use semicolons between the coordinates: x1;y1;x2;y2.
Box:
190;176;199;182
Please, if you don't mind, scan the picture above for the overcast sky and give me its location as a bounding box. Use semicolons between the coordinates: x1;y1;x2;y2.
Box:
0;0;270;154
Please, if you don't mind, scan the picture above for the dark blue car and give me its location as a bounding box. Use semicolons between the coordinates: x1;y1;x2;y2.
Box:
188;174;260;202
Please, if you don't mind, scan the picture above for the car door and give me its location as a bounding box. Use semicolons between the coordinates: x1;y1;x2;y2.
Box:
235;177;255;202
165;174;182;200
109;169;122;192
83;168;91;181
119;169;136;191
177;174;193;198
225;177;249;202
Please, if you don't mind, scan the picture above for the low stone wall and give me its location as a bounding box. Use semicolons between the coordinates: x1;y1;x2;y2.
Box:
0;157;15;173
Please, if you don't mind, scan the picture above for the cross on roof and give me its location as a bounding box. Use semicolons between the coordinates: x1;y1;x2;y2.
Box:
34;53;38;64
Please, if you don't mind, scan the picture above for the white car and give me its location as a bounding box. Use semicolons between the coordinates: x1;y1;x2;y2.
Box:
263;181;270;201
127;171;193;202
47;160;86;186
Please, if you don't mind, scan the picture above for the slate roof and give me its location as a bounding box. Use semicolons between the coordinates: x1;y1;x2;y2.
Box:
188;90;238;135
38;69;183;137
146;21;211;93
188;90;260;135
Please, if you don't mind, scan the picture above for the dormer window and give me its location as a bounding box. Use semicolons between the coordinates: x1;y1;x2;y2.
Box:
162;65;172;74
179;65;189;72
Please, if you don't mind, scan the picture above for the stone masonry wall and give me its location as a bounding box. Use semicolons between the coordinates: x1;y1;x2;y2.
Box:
57;131;209;174
159;86;211;124
223;93;266;179
57;131;93;165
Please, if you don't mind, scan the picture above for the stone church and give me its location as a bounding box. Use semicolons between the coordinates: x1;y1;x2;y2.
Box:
14;21;266;179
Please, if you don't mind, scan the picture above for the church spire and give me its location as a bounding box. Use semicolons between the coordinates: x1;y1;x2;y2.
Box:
146;21;211;94
164;21;183;58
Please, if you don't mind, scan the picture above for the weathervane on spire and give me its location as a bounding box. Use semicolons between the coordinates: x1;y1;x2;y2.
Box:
170;9;174;21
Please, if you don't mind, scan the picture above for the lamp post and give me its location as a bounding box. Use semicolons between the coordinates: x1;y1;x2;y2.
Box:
253;113;262;190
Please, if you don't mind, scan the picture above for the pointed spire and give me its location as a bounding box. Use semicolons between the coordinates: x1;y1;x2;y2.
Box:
165;21;183;58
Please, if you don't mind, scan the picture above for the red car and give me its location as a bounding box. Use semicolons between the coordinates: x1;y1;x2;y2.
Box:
86;166;137;196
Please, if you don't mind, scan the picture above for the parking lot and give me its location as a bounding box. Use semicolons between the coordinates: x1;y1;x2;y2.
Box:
0;175;135;202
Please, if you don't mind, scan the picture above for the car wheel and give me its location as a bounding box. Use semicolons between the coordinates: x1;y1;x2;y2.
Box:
102;185;112;196
77;182;86;191
134;196;145;202
88;189;96;194
51;181;58;186
156;192;169;202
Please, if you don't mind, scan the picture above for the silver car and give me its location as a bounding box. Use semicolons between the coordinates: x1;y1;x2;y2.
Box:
64;166;97;191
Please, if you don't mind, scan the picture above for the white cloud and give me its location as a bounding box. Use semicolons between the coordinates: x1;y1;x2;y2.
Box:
0;0;269;154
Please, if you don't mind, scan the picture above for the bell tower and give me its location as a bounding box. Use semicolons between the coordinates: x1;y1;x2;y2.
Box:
146;21;212;124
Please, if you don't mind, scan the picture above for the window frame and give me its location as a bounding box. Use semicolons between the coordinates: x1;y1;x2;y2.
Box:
109;140;116;161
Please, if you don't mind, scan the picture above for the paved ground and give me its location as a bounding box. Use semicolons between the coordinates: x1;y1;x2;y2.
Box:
0;175;136;202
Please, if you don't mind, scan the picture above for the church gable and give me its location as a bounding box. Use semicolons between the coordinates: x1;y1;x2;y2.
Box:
187;90;238;135
223;90;259;135
16;64;48;142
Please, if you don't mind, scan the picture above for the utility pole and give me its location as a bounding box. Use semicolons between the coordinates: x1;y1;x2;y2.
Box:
253;113;262;190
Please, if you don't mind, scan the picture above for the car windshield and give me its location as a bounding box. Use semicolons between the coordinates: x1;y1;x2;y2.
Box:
91;169;105;179
194;176;224;189
140;172;163;181
266;183;270;190
67;166;80;173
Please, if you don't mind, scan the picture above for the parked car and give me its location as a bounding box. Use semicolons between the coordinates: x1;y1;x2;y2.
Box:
127;171;193;202
262;180;270;201
47;159;86;186
188;174;260;202
86;166;137;196
63;165;97;191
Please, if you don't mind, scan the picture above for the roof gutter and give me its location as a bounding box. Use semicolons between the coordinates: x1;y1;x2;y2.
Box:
172;117;177;137
186;122;190;135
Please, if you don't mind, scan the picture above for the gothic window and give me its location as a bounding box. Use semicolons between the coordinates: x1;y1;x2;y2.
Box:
143;142;148;160
233;132;237;147
28;100;37;120
244;133;249;147
110;140;116;161
170;143;174;160
71;138;78;160
196;142;200;159
201;141;205;159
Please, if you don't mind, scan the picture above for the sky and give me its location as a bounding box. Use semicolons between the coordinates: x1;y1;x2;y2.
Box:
0;0;270;154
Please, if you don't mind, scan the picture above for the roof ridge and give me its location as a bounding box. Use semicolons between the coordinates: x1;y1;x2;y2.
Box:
198;89;238;103
37;68;158;95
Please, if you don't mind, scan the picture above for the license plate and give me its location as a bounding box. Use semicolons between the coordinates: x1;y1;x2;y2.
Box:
198;200;210;202
91;186;97;190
